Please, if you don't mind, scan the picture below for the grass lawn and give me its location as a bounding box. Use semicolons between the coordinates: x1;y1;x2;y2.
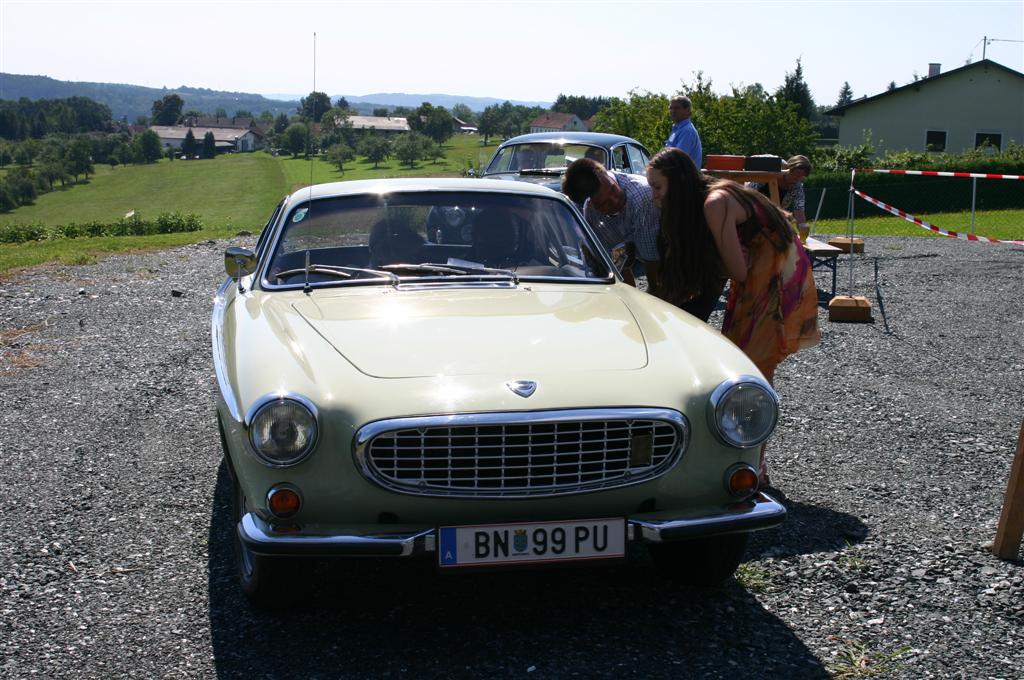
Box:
813;208;1024;241
0;153;287;232
278;134;498;189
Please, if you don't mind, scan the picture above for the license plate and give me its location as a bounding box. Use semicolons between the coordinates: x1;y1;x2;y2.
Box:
438;518;625;568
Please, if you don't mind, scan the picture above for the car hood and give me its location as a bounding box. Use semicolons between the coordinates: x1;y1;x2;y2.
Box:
289;287;647;378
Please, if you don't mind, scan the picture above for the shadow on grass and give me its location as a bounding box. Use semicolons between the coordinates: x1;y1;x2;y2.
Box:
207;462;831;679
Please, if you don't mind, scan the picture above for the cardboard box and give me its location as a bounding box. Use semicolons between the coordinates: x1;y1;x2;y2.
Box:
704;155;745;171
828;295;873;322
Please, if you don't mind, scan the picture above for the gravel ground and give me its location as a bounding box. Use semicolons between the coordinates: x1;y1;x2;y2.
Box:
0;235;1021;679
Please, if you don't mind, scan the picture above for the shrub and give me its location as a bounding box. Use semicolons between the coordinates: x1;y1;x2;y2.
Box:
0;222;48;243
0;213;203;243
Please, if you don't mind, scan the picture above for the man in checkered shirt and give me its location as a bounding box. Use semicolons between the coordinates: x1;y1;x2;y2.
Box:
562;158;660;287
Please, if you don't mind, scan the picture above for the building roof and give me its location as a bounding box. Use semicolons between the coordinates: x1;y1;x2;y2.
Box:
529;112;581;129
345;115;410;132
825;59;1024;116
149;125;258;145
183;115;258;130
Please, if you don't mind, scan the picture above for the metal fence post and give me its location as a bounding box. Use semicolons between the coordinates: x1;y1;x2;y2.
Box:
970;177;977;235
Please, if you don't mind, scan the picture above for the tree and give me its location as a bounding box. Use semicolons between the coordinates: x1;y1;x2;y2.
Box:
358;134;391;168
139;129;164;163
151;94;185;125
282;123;308;157
836;82;854;107
299;91;332;122
552;94;610;119
215;107;228;118
258;110;275;124
325;143;355;173
373;107;389;117
66;137;94;179
393;131;430;168
334;96;350;111
201;131;217;159
182;128;198;158
887;81;897;91
234;109;253;118
274;113;290;133
477;105;502;144
775;59;816;121
593;90;670;154
451;103;476;125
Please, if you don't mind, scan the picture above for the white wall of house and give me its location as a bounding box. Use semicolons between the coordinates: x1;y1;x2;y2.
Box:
834;62;1024;155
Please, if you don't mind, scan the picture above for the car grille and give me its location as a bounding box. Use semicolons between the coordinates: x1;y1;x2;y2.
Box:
356;409;688;498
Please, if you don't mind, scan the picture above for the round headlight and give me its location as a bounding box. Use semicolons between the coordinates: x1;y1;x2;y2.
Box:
708;377;779;448
247;397;318;466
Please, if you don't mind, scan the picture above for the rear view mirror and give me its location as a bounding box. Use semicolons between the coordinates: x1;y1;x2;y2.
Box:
224;246;257;280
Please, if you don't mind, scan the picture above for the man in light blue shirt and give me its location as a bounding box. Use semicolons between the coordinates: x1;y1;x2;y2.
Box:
665;95;702;167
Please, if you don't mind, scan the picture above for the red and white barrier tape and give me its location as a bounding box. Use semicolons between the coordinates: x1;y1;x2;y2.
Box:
853;190;1024;245
860;168;1024;181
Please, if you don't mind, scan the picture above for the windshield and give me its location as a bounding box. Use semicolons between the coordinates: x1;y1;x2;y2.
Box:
263;191;613;289
484;143;606;174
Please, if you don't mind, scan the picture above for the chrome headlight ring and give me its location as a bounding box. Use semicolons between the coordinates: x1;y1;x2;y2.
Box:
244;392;319;467
707;375;779;449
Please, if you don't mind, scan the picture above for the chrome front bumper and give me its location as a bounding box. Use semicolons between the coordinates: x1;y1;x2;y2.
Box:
238;492;786;557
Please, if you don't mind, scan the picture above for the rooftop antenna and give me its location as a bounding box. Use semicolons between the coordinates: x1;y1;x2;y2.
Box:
982;35;1024;60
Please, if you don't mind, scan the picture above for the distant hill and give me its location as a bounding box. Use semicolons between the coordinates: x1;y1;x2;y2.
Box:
0;73;299;122
0;73;552;122
266;92;551;112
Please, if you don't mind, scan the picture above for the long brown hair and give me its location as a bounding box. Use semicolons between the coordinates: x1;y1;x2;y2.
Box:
649;148;792;304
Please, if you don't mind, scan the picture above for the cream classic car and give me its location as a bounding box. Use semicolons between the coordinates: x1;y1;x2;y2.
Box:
213;178;785;605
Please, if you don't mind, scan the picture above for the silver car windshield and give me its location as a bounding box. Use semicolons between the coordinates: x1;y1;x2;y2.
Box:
264;191;613;288
484;144;605;174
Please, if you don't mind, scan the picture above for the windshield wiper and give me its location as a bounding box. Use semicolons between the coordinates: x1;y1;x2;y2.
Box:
517;168;564;176
383;262;520;284
275;264;399;286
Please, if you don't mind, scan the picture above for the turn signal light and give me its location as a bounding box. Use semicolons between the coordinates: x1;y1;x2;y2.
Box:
267;485;302;518
726;465;759;499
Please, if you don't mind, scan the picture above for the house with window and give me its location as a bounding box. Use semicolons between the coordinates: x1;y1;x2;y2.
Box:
825;59;1024;155
528;112;590;133
149;124;264;153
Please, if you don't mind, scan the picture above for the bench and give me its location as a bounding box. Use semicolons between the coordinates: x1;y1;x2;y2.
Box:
803;236;842;299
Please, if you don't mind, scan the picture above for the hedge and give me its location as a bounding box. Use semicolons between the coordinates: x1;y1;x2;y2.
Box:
0;212;203;244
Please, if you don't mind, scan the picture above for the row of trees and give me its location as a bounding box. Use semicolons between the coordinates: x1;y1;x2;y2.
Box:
0;96;114;140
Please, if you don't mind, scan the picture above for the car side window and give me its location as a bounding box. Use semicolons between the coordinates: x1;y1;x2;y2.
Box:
610;146;630;172
626;145;649;175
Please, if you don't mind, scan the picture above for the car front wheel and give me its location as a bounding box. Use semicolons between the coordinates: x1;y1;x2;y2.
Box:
647;533;749;586
232;475;294;607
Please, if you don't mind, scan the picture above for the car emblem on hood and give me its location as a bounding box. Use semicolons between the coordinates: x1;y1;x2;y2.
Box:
506;380;537;398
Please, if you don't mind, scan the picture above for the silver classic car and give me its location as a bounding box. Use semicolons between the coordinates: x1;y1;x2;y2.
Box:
481;132;651;192
213;178;785;605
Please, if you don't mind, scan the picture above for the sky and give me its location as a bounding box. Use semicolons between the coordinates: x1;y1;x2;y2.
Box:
1;0;1022;107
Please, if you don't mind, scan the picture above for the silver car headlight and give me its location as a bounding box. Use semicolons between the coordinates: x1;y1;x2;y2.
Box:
707;376;779;448
246;395;318;466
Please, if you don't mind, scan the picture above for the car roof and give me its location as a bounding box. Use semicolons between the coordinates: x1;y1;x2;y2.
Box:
284;177;562;204
498;131;646;147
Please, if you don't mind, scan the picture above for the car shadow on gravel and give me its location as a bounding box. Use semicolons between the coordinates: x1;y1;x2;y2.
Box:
207;462;831;679
746;496;869;561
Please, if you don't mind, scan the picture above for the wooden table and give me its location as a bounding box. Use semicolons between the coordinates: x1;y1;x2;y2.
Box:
701;170;784;206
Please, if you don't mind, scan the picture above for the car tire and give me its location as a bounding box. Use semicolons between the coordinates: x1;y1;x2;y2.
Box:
232;475;294;608
647;532;749;586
